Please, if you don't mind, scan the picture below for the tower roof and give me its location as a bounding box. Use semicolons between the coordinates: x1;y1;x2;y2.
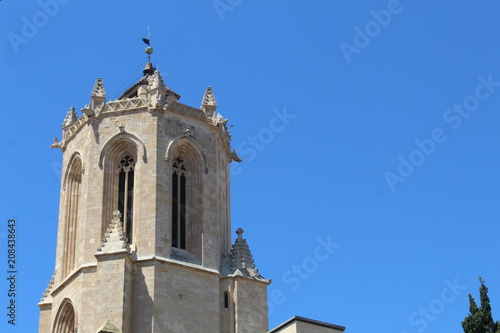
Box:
117;67;180;100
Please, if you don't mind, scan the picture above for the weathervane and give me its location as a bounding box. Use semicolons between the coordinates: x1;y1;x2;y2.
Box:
142;26;153;62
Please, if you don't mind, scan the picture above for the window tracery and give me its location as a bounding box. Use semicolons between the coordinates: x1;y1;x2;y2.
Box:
172;157;186;249
118;155;135;243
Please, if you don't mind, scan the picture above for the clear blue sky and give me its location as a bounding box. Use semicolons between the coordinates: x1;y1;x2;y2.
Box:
2;0;500;332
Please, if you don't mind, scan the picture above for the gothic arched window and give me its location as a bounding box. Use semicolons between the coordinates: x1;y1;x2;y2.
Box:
168;140;204;262
118;155;135;243
172;157;186;249
100;136;141;243
62;155;82;279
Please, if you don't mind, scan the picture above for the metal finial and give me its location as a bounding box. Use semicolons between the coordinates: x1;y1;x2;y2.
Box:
142;26;153;62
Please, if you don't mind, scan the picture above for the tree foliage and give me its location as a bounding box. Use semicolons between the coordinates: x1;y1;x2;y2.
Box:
462;277;500;333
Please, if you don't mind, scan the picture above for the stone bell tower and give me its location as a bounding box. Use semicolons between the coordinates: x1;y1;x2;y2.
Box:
38;52;269;332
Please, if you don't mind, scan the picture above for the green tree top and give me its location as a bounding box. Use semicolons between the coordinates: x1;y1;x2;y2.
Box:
462;277;500;333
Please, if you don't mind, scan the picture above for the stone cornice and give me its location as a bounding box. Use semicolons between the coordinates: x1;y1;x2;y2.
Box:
54;89;235;162
135;255;221;275
42;251;269;307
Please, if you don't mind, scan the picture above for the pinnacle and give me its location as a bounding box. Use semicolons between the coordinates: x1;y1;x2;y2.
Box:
96;210;129;254
201;86;217;107
62;106;78;128
91;77;106;97
148;70;166;90
227;228;267;282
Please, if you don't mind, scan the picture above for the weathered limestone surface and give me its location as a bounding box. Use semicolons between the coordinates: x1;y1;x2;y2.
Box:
40;70;270;333
234;277;269;333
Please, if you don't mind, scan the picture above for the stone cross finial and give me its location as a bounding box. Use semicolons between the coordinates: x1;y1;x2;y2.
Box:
236;228;244;239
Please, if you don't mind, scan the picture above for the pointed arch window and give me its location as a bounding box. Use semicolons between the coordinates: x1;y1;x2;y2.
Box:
172;157;186;249
118;155;135;243
167;141;204;262
62;156;82;279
